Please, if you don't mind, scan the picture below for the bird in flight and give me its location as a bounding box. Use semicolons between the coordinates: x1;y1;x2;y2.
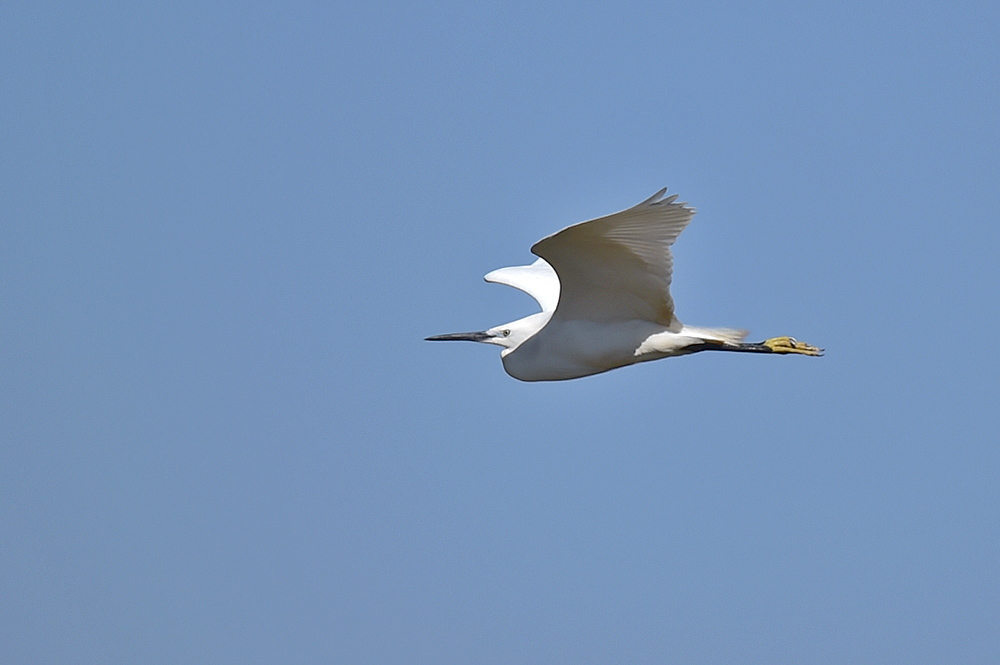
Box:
427;188;822;381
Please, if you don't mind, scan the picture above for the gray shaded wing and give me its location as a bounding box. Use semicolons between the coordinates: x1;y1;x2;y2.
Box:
530;188;694;326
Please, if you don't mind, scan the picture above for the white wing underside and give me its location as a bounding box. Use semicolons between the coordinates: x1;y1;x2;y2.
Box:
530;188;695;328
484;257;560;312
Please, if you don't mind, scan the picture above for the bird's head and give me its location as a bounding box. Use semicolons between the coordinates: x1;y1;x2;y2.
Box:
425;312;549;355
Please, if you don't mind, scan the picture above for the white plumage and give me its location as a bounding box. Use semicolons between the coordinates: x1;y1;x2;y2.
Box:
428;188;821;381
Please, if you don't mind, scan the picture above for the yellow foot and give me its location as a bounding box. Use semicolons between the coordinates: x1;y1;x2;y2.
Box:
763;336;824;356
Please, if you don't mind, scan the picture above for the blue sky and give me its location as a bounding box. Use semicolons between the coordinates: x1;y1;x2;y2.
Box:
3;1;999;663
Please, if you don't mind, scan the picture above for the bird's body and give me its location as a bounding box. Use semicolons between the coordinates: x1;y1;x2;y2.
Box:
497;315;742;381
427;188;821;381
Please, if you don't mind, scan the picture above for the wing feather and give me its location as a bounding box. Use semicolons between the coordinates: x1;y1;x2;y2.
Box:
530;188;694;326
483;258;560;312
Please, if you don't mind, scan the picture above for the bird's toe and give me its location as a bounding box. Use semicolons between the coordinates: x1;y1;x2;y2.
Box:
763;336;824;356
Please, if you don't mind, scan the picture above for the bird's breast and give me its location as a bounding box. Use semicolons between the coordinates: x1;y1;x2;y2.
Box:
501;319;666;381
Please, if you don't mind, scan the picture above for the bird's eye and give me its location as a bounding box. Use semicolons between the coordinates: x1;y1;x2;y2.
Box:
503;329;511;337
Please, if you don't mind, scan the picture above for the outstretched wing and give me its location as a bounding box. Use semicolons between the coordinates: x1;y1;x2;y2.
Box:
531;188;694;326
484;257;560;312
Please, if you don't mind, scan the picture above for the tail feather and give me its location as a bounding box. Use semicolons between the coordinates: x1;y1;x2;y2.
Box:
682;326;749;347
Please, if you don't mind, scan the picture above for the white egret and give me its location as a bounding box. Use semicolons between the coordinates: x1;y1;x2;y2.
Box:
427;188;822;381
